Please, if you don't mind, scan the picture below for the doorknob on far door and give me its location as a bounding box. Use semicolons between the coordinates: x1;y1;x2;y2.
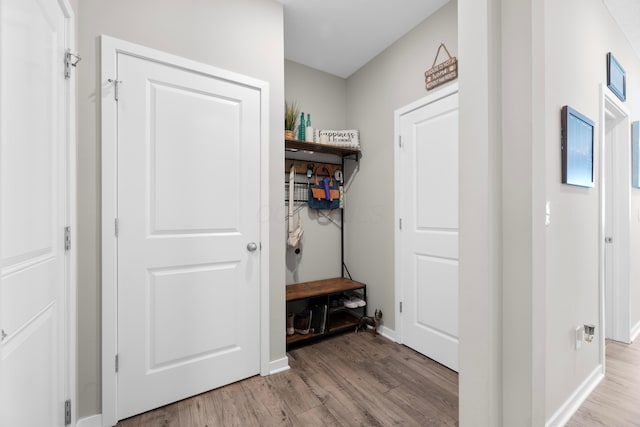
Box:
247;242;258;252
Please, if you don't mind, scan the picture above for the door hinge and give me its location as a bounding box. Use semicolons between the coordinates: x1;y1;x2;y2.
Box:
399;301;403;313
64;399;72;425
399;218;403;230
64;226;71;252
115;218;119;237
64;50;81;79
115;354;119;373
108;78;122;101
399;135;402;148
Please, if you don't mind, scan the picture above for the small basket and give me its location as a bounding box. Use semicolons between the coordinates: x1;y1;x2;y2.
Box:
425;43;458;91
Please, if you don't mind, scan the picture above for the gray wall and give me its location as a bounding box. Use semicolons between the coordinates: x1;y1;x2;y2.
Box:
544;0;640;419
345;1;458;330
284;61;347;284
76;0;285;418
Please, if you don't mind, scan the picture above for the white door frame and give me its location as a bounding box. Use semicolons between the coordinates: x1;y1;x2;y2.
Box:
393;83;458;343
599;83;631;360
100;36;270;426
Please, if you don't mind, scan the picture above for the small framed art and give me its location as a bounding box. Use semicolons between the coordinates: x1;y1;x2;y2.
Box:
633;121;640;189
607;52;626;102
561;106;594;188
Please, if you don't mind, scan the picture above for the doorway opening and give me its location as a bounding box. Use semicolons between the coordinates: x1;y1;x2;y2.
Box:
600;84;631;362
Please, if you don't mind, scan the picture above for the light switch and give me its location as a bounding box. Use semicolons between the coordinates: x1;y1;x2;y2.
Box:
545;201;551;226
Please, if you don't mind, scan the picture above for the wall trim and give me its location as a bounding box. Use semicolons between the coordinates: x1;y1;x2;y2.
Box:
76;414;103;427
545;365;604;427
268;357;290;375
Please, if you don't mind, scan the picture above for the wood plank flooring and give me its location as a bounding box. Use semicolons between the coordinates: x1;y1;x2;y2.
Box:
567;338;640;426
116;332;458;427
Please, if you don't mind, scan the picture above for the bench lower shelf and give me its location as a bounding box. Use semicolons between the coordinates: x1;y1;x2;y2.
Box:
286;277;366;349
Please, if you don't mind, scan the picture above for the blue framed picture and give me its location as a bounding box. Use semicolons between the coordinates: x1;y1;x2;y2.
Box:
633;121;640;189
561;106;594;188
607;52;626;102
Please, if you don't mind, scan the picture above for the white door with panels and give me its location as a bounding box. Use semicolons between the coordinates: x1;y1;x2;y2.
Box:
396;86;459;372
107;45;264;420
0;0;74;426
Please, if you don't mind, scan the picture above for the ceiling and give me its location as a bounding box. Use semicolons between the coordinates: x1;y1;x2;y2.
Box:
603;0;640;61
280;0;640;80
279;0;449;78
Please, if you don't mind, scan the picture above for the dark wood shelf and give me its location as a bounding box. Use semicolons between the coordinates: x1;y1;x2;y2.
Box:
286;331;322;345
286;277;365;302
285;139;360;158
328;311;360;332
286;278;366;349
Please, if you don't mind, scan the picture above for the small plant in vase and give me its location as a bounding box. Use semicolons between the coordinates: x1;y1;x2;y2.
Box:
285;100;299;140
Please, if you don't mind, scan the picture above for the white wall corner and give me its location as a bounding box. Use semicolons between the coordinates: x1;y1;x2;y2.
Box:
267;357;290;375
76;414;103;427
631;320;640;342
545;365;604;427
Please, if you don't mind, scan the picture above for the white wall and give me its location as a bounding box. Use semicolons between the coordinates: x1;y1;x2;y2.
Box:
459;0;640;424
284;60;346;284
76;0;285;418
345;0;458;331
457;0;503;424
544;0;640;420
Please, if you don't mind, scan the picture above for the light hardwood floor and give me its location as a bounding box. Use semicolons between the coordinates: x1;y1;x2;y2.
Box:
567;338;640;426
116;332;458;426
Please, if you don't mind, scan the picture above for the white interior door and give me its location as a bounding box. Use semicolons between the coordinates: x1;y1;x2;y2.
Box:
602;88;631;344
0;0;71;426
604;118;615;339
114;51;262;420
396;87;459;372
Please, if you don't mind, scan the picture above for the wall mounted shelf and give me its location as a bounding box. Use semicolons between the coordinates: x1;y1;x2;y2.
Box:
285;139;360;160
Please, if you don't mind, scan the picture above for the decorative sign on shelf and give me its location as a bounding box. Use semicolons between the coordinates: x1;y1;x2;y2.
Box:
315;129;360;149
425;43;458;91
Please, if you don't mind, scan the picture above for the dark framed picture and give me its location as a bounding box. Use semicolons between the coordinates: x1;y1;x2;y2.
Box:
607;52;626;102
633;121;640;189
561;106;594;188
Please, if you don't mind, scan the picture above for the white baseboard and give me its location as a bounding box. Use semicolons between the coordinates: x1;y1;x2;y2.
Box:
545;364;604;427
267;356;290;375
631;320;640;342
76;414;102;427
378;326;396;342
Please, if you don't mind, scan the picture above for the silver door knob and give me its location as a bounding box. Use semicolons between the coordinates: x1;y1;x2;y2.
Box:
247;242;258;252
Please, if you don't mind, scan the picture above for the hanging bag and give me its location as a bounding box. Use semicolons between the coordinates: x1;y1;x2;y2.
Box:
308;165;340;210
287;165;303;247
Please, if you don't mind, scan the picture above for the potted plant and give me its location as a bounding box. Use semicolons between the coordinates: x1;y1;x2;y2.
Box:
285;100;299;140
